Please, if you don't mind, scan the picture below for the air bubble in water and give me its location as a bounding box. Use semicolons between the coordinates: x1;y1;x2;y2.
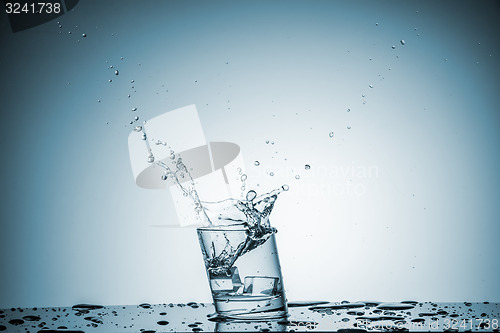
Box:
246;190;257;201
347;126;351;129
305;164;311;170
132;107;137;111
161;174;168;180
147;152;154;163
295;175;300;179
134;116;139;121
115;70;119;75
141;133;147;140
347;108;350;112
392;45;396;49
241;174;247;181
108;79;112;82
282;184;289;191
270;172;274;176
369;84;373;88
400;39;405;45
133;126;142;132
329;132;334;138
131;80;135;83
254;161;260;166
265;140;270;144
82;33;86;37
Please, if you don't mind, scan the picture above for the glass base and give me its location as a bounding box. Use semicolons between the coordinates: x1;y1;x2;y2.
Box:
213;293;288;320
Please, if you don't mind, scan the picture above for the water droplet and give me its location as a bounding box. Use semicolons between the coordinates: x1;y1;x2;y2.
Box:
127;94;131;98
133;126;142;132
131;80;135;83
282;184;289;191
254;161;260;166
246;190;257;201
271;141;274;145
270;172;274;176
369;84;373;88
265;140;270;144
375;22;379;26
295;175;300;179
329;132;334;138
97;99;101;103
115;70;119;75
241;174;247;181
141;133;147;140
148;156;155;163
305;164;311;170
134;116;139;121
347;126;351;129
58;24;62;28
400;39;405;45
392;45;396;49
108;79;112;82
68;31;71;34
132;107;137;111
82;33;86;37
161;174;168;180
347;108;350;112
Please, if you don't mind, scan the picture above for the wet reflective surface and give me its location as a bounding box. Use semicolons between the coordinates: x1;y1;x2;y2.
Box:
0;301;498;332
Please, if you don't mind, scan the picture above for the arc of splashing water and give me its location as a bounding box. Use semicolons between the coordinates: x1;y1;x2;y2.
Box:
128;104;246;227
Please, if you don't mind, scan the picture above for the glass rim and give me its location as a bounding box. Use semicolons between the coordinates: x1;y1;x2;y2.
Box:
197;223;247;232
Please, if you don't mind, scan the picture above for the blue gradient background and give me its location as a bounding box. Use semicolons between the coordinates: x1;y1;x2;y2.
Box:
0;0;499;308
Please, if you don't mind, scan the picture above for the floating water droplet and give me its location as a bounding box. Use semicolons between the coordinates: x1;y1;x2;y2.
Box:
305;164;311;170
347;108;350;112
329;132;334;138
161;174;168;180
400;39;405;45
246;190;257;201
114;70;119;75
97;99;101;103
392;45;396;49
265;140;269;144
132;107;137;111
134;116;139;121
133;126;142;132
131;80;135;83
241;174;247;181
127;94;131;98
271;141;274;145
369;84;373;88
147;152;154;163
347;126;351;129
281;184;289;191
68;31;71;34
82;33;86;37
375;22;379;26
254;161;260;166
270;172;274;176
295;175;300;179
108;79;112;82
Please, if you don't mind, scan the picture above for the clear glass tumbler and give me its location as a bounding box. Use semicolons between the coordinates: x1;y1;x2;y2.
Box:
197;224;287;319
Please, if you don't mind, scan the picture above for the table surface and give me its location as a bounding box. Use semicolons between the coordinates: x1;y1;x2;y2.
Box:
1;301;499;332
